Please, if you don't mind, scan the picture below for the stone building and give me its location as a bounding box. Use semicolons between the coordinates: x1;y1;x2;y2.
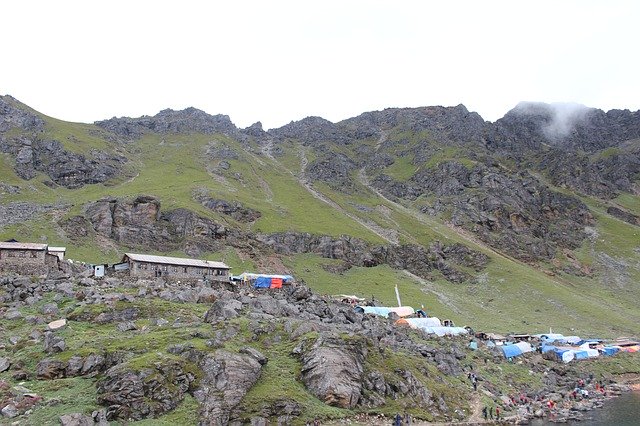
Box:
0;242;60;275
122;253;230;281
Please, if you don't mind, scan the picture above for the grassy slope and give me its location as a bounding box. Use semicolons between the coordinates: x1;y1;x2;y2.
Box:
0;108;638;338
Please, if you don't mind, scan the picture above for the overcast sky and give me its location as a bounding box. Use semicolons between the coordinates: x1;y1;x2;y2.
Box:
2;1;638;129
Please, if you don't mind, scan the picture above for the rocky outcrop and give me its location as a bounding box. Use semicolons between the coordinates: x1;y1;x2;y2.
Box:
361;368;432;408
491;102;640;152
339;104;487;145
197;196;262;223
271;116;352;145
0;136;125;188
306;153;358;191
97;360;197;421
299;334;366;409
257;232;488;283
0;95;44;132
375;161;593;261
95;107;238;139
607;206;640;226
77;196;231;255
193;350;263;425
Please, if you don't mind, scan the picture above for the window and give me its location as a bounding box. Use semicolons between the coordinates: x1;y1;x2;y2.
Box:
31;251;38;258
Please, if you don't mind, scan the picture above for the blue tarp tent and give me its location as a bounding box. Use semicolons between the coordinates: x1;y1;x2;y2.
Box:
601;347;620;356
541;345;556;353
254;276;272;288
502;344;523;359
574;350;589;360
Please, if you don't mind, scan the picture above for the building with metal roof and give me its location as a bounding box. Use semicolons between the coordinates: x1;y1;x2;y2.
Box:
0;241;60;275
122;253;230;281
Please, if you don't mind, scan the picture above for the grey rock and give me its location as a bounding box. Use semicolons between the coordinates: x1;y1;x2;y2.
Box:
36;358;68;379
41;302;59;316
116;321;137;332
59;412;94;426
299;334;366;409
66;356;85;377
5;309;22;320
1;403;19;418
195;350;263;425
43;331;66;353
204;299;243;322
239;347;268;366
0;357;11;372
97;361;196;421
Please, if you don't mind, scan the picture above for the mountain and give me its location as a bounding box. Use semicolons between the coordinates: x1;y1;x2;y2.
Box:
1;95;639;424
0;95;639;337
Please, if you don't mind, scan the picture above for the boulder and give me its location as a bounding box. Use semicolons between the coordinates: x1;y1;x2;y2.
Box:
36;358;68;379
97;360;196;421
204;299;243;322
43;332;66;353
41;303;59;316
239;347;268;366
116;321;137;332
194;350;263;425
0;357;10;373
1;403;19;418
48;318;67;330
5;309;22;320
59;413;95;426
299;334;366;409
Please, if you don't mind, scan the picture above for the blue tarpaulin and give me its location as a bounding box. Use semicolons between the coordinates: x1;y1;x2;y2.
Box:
254;276;272;288
602;347;620;356
501;344;523;359
574;350;589;360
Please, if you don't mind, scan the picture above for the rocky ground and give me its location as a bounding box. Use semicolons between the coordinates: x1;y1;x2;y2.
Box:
1;268;638;425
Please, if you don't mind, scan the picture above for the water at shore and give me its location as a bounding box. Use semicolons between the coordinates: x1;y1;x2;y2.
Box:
531;391;640;426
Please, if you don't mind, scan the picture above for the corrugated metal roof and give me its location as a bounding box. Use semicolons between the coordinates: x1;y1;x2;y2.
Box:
0;242;48;250
124;253;230;269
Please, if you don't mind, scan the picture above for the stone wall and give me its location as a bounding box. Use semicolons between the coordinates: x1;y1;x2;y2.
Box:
0;248;50;275
128;261;229;282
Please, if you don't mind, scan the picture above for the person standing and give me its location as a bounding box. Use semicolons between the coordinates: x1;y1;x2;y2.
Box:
394;413;402;426
482;406;488;420
489;406;494;420
496;406;501;420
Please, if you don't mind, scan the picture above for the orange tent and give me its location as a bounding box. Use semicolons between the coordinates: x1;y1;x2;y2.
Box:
270;277;283;289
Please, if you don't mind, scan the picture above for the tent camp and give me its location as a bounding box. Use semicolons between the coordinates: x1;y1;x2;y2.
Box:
601;347;620;356
501;342;533;359
231;272;294;289
355;306;415;318
397;317;442;328
395;318;467;336
542;346;576;363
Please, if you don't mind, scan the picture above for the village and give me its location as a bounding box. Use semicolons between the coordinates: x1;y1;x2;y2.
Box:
1;240;637;367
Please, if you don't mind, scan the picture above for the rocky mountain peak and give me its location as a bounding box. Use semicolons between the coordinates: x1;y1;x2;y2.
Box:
494;102;640;151
269;116;351;144
0;95;44;133
95;107;238;139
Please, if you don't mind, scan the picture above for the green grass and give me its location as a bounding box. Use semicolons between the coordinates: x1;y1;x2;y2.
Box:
613;192;640;216
383;156;418;182
19;377;102;425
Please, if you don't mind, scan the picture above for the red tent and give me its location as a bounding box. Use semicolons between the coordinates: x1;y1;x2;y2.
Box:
270;277;283;289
